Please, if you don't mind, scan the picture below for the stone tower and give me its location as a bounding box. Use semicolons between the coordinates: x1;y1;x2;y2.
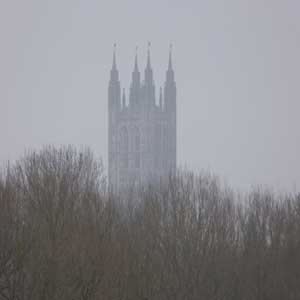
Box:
108;44;176;192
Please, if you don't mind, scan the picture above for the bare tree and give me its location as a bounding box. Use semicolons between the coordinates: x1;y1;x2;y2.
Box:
0;146;299;300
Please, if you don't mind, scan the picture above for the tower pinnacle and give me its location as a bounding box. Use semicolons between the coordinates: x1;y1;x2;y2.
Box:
145;42;153;85
147;42;151;69
110;43;119;82
168;43;173;70
166;43;174;83
134;46;139;72
112;43;117;70
130;46;141;107
131;46;140;84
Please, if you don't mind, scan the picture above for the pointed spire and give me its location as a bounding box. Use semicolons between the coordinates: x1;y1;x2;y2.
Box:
134;46;139;72
159;87;163;108
131;46;140;89
112;43;117;70
144;42;153;86
146;41;151;69
166;43;175;84
110;43;119;82
168;43;173;70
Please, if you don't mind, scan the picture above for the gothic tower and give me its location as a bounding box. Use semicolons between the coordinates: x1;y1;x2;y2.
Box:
108;44;176;193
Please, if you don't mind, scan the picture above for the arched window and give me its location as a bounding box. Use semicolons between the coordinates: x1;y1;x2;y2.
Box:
133;127;140;168
163;126;168;169
155;124;162;167
119;127;128;168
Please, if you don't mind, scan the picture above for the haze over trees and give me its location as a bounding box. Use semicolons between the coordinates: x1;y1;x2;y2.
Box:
0;146;299;300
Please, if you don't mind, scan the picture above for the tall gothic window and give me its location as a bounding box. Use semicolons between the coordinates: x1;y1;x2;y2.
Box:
163;126;168;169
119;127;128;169
155;124;162;167
133;127;140;168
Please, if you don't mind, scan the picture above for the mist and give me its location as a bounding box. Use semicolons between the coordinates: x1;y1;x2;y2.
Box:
1;0;299;191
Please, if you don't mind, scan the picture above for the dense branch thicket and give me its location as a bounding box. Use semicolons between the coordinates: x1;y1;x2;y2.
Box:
0;146;299;300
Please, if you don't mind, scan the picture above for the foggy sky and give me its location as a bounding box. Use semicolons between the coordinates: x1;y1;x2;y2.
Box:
0;0;299;192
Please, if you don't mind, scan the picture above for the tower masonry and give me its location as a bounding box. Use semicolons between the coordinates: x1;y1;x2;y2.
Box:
108;44;176;192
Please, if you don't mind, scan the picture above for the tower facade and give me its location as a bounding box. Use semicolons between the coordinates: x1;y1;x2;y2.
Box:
108;45;176;192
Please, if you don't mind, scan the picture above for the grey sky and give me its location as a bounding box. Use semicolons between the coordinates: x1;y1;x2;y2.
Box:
0;0;299;191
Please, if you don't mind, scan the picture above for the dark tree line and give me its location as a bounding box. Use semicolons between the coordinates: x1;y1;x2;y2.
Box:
0;146;300;300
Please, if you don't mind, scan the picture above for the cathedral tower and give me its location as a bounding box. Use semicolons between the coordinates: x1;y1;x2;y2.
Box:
108;44;177;193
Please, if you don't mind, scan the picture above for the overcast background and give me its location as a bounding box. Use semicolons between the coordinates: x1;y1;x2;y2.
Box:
0;0;299;192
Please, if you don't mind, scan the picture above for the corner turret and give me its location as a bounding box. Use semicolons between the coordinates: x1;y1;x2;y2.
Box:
129;47;141;107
